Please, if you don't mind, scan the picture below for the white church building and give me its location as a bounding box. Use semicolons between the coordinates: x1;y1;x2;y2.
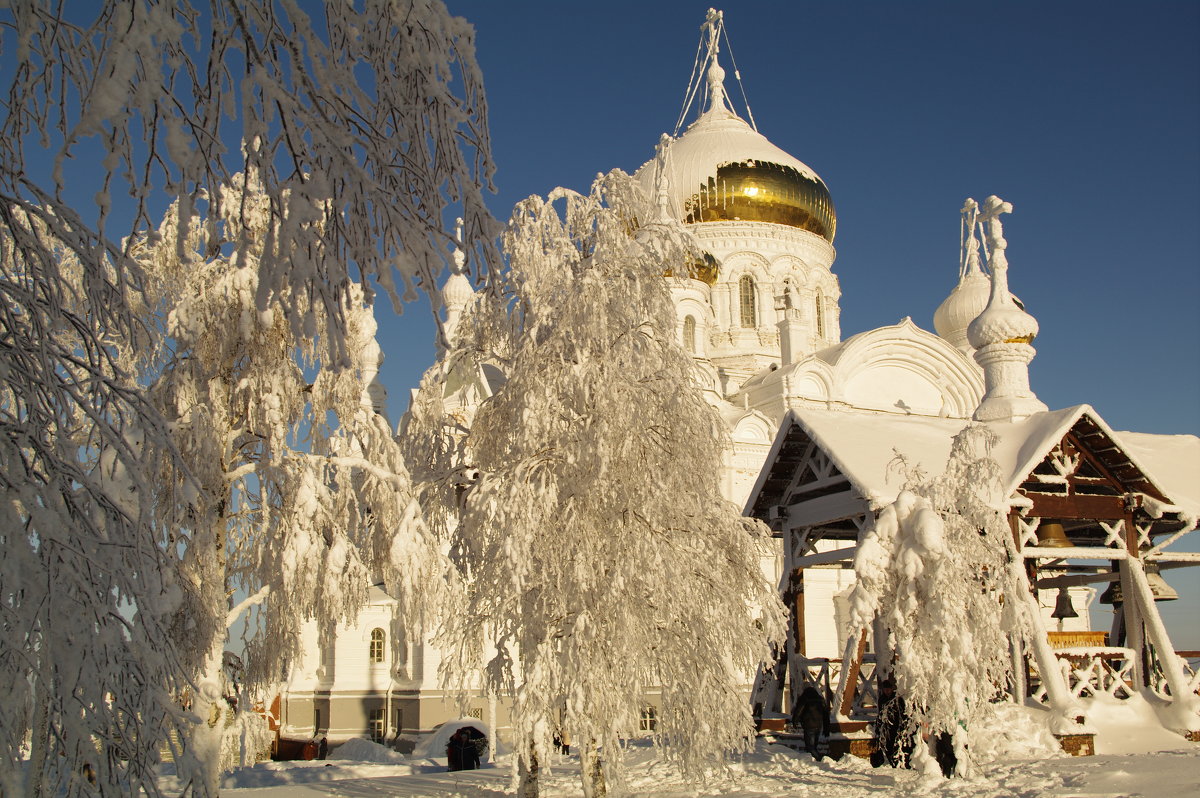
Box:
275;10;1199;753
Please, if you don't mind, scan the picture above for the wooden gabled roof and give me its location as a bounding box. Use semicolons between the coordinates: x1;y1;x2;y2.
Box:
744;405;1197;528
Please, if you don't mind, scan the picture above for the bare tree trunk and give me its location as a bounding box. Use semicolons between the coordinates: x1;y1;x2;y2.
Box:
517;742;539;798
581;739;606;798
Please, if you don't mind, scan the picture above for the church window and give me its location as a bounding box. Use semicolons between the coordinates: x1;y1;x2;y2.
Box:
683;315;697;353
814;292;825;338
368;708;385;742
369;628;385;663
640;705;658;732
739;275;757;328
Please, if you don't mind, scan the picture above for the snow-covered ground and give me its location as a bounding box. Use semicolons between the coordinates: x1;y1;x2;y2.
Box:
210;709;1198;798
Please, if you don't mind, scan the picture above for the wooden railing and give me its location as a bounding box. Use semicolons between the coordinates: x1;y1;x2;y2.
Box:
1030;648;1200;704
795;656;878;718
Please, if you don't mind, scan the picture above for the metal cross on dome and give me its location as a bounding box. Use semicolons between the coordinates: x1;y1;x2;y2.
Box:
674;9;757;135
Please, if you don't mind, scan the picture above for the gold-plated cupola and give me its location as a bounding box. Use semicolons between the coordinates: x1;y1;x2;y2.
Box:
683;161;837;242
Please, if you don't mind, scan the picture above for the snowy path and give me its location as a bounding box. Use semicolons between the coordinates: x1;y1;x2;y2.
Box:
220;745;1200;797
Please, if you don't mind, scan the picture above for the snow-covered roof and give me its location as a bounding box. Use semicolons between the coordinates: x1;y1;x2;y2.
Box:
1114;430;1200;519
748;404;1198;519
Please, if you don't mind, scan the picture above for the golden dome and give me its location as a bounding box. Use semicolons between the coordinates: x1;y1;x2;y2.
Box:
636;111;837;243
683;161;836;240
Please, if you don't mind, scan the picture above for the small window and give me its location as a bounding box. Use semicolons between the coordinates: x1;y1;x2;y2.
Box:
368;708;385;743
814;292;825;338
739;275;756;328
683;315;697;353
639;705;658;733
369;628;385;664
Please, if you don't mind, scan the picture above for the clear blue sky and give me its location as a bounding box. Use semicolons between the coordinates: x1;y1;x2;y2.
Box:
379;0;1200;445
370;0;1200;646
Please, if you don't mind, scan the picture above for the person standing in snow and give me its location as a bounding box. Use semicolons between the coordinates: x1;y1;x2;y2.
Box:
317;736;328;760
791;686;830;760
447;728;479;771
446;729;463;771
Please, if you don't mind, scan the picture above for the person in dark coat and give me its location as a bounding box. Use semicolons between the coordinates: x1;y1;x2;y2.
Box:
791;686;830;760
447;728;480;771
317;736;328;760
874;678;915;768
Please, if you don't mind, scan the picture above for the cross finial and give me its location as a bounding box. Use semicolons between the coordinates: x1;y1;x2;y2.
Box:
703;8;730;114
959;198;983;280
451;216;466;274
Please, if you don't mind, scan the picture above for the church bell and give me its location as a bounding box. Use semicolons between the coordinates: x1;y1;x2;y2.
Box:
1050;587;1079;620
1098;562;1179;604
1035;521;1073;548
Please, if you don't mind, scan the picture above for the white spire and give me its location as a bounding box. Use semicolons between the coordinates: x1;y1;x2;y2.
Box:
702;9;732;116
967;196;1047;422
440;217;474;353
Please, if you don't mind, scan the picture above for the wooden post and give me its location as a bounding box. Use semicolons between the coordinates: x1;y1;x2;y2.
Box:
838;631;868;718
1121;510;1146;687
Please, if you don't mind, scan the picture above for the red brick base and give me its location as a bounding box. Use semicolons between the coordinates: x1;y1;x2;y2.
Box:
1054;733;1095;756
826;736;876;760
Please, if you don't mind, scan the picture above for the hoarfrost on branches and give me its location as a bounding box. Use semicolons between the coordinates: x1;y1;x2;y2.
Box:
849;424;1029;777
410;170;786;797
1;1;492;794
134;181;457;794
0;211;189;797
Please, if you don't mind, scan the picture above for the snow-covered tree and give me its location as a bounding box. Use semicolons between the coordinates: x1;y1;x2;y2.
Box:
850;424;1028;777
411;170;786;797
0;212;192;797
133;179;456;794
1;2;493;794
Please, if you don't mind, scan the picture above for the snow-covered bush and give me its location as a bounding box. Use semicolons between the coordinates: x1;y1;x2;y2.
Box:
850;424;1027;776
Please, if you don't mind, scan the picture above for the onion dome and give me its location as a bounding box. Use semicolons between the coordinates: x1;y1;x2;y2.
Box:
439;218;475;353
635;16;835;242
639;112;836;242
442;271;473;309
967;198;1039;350
934;269;991;350
935;198;992;350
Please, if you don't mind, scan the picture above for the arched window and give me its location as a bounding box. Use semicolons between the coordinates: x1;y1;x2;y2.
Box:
683;315;697;353
739;275;756;328
814;292;825;338
369;628;385;663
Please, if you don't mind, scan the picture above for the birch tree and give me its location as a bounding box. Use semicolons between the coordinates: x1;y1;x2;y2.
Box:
1;1;493;794
134;180;456;794
412;170;787;797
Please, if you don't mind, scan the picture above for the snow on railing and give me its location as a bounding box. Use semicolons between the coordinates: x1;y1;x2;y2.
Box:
1030;647;1200;704
1155;650;1200;700
1181;652;1200;696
